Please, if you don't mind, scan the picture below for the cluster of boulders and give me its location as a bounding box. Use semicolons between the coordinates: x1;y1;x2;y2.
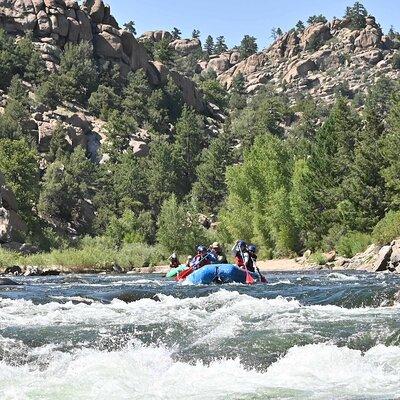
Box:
0;0;214;115
196;15;400;103
139;30;202;56
297;239;400;273
3;265;59;276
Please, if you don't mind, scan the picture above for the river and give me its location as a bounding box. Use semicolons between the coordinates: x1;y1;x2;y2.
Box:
0;270;399;399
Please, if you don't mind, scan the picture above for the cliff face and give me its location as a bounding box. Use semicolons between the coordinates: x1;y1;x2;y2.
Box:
198;16;400;104
0;0;211;115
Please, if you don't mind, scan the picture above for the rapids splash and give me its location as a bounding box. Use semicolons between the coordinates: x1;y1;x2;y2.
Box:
0;271;399;399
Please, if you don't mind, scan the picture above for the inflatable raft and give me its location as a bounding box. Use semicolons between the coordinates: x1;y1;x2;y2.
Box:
184;264;261;285
165;264;188;278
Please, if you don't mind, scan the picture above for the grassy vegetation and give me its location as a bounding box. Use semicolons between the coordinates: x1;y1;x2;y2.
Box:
0;238;168;272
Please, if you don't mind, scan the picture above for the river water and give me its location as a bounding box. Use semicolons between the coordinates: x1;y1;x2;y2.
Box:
0;271;399;400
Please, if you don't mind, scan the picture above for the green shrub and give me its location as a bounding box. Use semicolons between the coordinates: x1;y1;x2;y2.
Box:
336;231;371;257
372;211;400;245
309;251;328;265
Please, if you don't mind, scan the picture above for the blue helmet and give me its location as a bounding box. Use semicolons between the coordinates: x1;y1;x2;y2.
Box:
237;240;247;251
248;244;257;253
197;245;207;254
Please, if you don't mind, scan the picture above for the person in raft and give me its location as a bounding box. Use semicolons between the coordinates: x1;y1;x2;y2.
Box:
210;242;228;264
189;245;216;270
168;252;180;269
232;240;256;273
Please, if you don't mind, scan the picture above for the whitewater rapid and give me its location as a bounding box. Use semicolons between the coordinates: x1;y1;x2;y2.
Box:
0;272;399;399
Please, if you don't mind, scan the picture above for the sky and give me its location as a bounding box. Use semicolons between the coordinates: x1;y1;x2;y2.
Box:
105;0;400;49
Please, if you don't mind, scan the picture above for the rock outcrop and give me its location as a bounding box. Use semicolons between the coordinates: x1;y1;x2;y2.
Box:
0;172;26;244
0;0;212;115
197;16;400;104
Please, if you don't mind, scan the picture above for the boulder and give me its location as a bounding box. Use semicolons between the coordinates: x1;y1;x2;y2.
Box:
93;30;123;59
0;208;26;243
83;0;104;23
301;22;332;50
354;27;382;49
169;38;201;56
38;120;58;151
140;30;172;43
207;56;231;74
372;245;392;272
283;59;316;83
76;9;92;41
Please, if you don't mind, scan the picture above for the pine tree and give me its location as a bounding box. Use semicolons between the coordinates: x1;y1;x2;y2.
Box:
214;36;228;54
47;123;72;163
307;15;327;25
123;21;136;35
0;138;39;218
191;126;234;214
192;29;201;39
344;79;395;231
239;35;258;59
173;105;205;195
154;38;174;65
344;2;368;30
295;20;305;32
229;72;247;111
38;146;96;233
171;27;182;39
146;133;178;214
204;35;214;55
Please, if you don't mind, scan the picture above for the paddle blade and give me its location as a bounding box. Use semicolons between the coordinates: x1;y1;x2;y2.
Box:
176;267;193;281
245;270;255;285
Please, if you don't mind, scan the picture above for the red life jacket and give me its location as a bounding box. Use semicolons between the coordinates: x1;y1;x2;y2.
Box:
235;254;245;267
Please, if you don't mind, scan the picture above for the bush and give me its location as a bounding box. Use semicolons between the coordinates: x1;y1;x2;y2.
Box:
372;211;400;245
392;52;400;70
336;231;371;257
309;251;328;265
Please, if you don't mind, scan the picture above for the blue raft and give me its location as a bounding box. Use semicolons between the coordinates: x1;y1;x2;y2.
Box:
184;264;261;285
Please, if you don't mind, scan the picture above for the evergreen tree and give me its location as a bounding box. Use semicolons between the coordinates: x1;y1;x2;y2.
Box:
0;138;39;218
271;28;283;40
38;146;96;233
123;21;137;35
154;38;174;65
229;72;247;111
296;20;305;32
122;70;151;125
345;79;395;230
191;126;234;214
57;42;99;104
88;84;121;121
214;36;228;54
307;15;327;25
239;35;258;59
344;2;368;30
173;106;205;194
146;133;178;214
381;92;400;209
192;29;201;39
204;35;215;55
295;97;360;246
171;27;182;39
105;110;138;159
47;123;72;163
197;69;229;111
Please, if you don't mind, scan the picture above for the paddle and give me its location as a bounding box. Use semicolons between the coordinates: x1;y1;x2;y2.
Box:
253;258;267;283
239;247;255;285
176;252;210;281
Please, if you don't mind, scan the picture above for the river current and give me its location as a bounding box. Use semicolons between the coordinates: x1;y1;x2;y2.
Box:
0;270;399;399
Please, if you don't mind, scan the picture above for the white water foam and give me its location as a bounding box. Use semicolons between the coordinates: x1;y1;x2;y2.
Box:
0;342;399;400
